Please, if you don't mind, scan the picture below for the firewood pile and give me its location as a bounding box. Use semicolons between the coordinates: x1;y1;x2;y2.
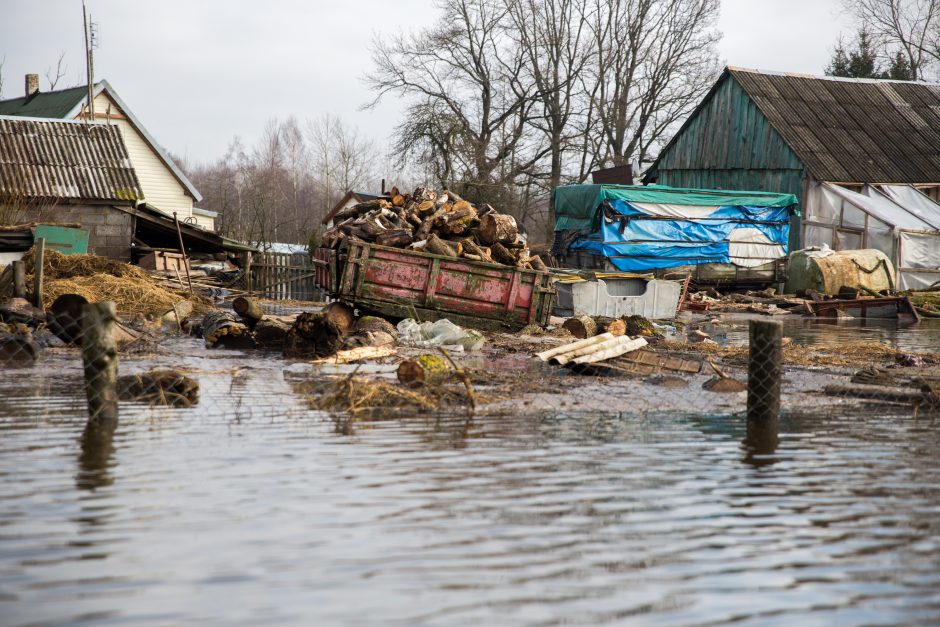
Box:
321;186;548;271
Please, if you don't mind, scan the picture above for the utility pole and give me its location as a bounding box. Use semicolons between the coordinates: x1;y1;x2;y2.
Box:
82;0;96;120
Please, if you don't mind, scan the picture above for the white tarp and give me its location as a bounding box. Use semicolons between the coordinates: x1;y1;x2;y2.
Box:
629;203;721;219
728;227;786;268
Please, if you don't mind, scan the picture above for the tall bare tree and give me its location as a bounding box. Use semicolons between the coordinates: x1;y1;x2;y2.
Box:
366;0;543;206
842;0;939;79
586;0;721;168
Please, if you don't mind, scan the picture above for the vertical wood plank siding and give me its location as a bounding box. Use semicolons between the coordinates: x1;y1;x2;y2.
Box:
648;76;805;202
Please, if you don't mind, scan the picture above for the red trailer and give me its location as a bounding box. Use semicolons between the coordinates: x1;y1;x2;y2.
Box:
316;242;554;331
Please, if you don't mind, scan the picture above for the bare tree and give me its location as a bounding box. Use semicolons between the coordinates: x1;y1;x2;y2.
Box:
0;55;5;98
843;0;939;79
45;52;68;90
366;0;542;206
586;0;721;168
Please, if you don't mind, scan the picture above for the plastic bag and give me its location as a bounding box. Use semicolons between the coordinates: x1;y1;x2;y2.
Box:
396;318;485;351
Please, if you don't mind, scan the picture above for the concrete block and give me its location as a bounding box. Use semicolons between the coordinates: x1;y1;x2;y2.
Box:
95;225;128;237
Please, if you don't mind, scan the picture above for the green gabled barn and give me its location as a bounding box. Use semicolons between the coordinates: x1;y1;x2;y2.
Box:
643;67;940;249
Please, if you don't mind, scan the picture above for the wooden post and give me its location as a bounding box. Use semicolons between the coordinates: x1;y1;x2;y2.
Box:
81;301;119;423
747;319;782;423
172;212;195;296
32;237;45;308
12;260;26;299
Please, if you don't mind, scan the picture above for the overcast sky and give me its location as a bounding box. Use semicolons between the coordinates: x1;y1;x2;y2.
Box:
0;0;851;164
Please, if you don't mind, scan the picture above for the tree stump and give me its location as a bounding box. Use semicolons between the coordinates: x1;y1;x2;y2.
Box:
323;302;355;335
283;312;345;358
562;315;598;339
595;316;627;337
254;318;292;348
49;293;89;344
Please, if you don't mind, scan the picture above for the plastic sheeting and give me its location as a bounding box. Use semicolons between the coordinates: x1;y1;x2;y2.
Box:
570;201;791;272
804;183;940;291
553;184;797;231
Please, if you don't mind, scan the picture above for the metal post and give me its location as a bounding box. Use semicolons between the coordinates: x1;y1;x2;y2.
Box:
82;301;118;423
12;260;25;299
32;237;45;308
747;319;783;422
172;212;195;296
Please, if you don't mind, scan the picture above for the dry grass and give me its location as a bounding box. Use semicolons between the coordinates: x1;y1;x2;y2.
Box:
43;273;200;317
24;249;150;281
661;339;939;368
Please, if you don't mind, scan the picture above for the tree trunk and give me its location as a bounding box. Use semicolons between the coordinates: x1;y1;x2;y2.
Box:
595;316;626;337
49;293;89;344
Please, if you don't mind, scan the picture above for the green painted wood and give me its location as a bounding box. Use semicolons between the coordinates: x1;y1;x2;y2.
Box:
649;75;805;202
34;225;89;255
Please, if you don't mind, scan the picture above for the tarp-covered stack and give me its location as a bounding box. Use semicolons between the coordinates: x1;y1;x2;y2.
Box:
320;187;547;271
551;184;797;272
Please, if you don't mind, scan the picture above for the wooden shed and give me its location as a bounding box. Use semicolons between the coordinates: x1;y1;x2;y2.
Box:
643;67;940;251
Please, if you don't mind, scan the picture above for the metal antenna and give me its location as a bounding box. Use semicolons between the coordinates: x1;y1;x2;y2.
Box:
82;0;96;120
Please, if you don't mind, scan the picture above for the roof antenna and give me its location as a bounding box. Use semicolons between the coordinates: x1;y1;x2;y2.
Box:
82;0;97;121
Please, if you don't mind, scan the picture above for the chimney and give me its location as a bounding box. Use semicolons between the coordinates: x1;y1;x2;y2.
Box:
25;74;40;99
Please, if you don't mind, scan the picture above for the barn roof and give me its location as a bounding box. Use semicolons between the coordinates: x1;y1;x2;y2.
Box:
0;116;143;202
729;67;940;184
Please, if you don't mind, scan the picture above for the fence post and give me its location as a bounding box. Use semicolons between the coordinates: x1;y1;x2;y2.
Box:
12;260;25;299
747;319;783;422
82;301;119;423
32;237;45;309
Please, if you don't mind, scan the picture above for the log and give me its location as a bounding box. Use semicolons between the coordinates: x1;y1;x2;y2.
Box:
342;330;396;349
595;316;626;337
529;255;548;272
283;312;345;358
397;354;452;388
233;296;264;326
376;228;414;248
1;297;46;328
253;318;291;348
203;311;255;349
49;293;88;344
0;334;39;366
315;345;397;364
354;315;398;336
117;369;199;407
489;242;517;266
392;194;406;207
323;301;355;335
563;315;598;339
426;234;457;258
460;238;494;263
160;300;194;330
479;213;518;245
569;337;648;365
0;265;12;298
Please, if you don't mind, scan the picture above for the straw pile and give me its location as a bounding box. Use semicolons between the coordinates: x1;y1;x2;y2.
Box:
26;249;210;316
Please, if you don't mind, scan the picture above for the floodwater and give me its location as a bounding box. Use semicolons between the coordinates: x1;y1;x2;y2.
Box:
2;326;940;626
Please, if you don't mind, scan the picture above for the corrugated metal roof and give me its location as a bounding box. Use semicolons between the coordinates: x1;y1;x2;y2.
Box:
730;68;940;183
0;116;143;202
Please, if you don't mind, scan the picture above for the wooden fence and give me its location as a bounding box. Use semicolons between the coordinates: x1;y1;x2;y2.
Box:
248;252;323;301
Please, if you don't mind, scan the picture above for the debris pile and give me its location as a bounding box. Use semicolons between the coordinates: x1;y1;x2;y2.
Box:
320;186;548;271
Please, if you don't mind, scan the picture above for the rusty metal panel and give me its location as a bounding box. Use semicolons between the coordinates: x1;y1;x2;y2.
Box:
338;242;553;330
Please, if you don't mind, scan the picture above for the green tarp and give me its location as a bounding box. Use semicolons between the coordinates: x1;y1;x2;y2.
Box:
552;184;798;231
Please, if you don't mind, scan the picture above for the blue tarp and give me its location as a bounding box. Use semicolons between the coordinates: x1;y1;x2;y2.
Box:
568;197;793;272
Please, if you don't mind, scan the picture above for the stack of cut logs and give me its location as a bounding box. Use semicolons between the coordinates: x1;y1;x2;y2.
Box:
321;186;548;271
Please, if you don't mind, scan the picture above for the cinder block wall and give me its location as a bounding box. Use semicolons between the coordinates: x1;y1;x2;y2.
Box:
9;203;133;260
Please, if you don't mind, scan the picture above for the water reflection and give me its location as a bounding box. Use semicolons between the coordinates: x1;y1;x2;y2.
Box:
742;417;779;468
76;418;117;491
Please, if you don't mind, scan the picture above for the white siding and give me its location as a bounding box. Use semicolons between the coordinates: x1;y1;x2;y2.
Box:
89;93;194;219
